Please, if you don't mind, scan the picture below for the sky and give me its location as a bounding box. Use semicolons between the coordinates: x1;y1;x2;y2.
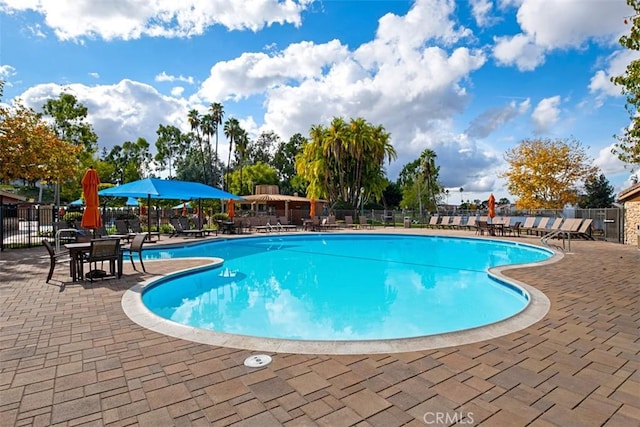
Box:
1;0;639;204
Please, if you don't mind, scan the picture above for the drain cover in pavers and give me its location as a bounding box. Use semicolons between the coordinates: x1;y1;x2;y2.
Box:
244;355;272;367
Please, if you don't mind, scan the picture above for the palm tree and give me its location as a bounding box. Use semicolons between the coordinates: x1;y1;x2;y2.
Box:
200;114;214;186
223;118;241;191
420;149;439;213
235;129;249;194
187;109;206;184
209;102;224;186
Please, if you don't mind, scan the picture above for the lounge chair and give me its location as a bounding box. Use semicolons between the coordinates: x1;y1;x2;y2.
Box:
320;215;340;231
566;218;594;240
462;216;477;231
476;220;491;236
529;217;549;236
535;218;563;236
520;217;537;235
128;218;160;242
426;216;439;228
276;217;298;232
447;216;462;229
344;215;356;229
436;216;450;229
359;215;373;230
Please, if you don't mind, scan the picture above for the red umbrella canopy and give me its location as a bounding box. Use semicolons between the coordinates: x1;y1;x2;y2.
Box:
81;167;102;229
227;199;235;218
488;193;496;219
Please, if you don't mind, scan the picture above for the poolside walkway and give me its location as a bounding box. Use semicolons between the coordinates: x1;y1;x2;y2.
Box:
1;229;638;426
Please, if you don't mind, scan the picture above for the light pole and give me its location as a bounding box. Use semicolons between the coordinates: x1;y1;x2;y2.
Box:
359;187;365;217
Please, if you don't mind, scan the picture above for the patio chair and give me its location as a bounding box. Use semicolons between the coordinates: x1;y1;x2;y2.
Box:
43;239;72;283
503;221;522;237
447;216;462;229
476;220;491;236
566;218;595;240
122;233;147;273
83;239;121;282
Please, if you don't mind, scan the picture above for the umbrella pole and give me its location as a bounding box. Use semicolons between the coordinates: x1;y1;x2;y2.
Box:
147;194;151;241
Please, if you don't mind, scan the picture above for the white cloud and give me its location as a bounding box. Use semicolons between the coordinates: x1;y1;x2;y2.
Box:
594;142;628;176
155;71;195;85
20;80;191;152
170;86;184;97
590;49;640;99
0;0;312;41
470;0;496;27
0;64;16;78
493;33;546;71
531;95;561;134
89;72;99;79
492;0;630;71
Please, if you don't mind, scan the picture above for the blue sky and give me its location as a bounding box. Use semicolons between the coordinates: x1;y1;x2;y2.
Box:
1;0;638;203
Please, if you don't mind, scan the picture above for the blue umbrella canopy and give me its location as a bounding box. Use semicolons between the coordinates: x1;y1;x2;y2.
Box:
125;197;139;206
69;199;83;206
98;178;242;200
171;201;193;209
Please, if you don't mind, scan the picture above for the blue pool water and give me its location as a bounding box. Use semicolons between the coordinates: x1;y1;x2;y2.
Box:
141;234;552;341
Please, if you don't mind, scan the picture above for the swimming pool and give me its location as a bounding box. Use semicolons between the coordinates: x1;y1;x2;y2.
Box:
134;234;553;345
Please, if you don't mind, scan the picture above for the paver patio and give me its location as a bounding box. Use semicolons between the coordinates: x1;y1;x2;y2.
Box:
1;229;638;426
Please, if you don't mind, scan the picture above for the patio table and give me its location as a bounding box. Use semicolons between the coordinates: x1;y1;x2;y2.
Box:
64;242;123;282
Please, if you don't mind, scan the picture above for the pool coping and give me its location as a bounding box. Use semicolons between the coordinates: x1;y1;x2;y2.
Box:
121;235;562;355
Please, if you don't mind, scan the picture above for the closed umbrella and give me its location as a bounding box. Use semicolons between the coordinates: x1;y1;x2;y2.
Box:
81;167;102;230
488;193;496;222
310;198;316;217
227;199;235;218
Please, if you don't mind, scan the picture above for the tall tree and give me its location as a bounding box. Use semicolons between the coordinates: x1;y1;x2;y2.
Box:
42;93;98;204
397;149;442;214
154;124;187;179
273;133;305;194
234;129;249;195
225;162;279;196
106;138;152;183
579;173;616;208
223;118;242;191
209;102;225;186
200;113;215;186
0;99;80;184
611;0;640;168
187;109;206;184
248;130;278;165
297;117;396;207
502;137;598;209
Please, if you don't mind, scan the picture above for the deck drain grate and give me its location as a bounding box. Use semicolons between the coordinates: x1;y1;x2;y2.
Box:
244;355;272;367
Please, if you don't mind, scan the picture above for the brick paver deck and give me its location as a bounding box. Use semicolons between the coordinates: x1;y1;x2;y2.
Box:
1;229;638;426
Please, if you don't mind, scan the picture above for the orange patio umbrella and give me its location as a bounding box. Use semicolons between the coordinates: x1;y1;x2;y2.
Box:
488;193;496;222
309;198;316;217
80;167;102;230
227;199;235;218
182;202;187;216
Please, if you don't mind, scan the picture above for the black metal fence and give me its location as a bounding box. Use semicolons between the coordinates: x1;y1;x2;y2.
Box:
1;203;626;251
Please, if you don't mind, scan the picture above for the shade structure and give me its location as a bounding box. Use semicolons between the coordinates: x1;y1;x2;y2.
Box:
310;198;316;217
99;178;242;239
81;167;102;229
171;201;193;210
488;193;496;220
227;199;235;218
69;199;84;206
125;197;139;206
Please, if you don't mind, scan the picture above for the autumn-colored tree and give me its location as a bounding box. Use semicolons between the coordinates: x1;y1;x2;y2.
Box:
0;100;80;185
502;138;598;209
611;0;640;168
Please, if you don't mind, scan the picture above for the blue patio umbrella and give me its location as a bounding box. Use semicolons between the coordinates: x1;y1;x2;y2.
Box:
99;178;243;238
69;199;84;206
171;201;193;210
125;197;139;206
